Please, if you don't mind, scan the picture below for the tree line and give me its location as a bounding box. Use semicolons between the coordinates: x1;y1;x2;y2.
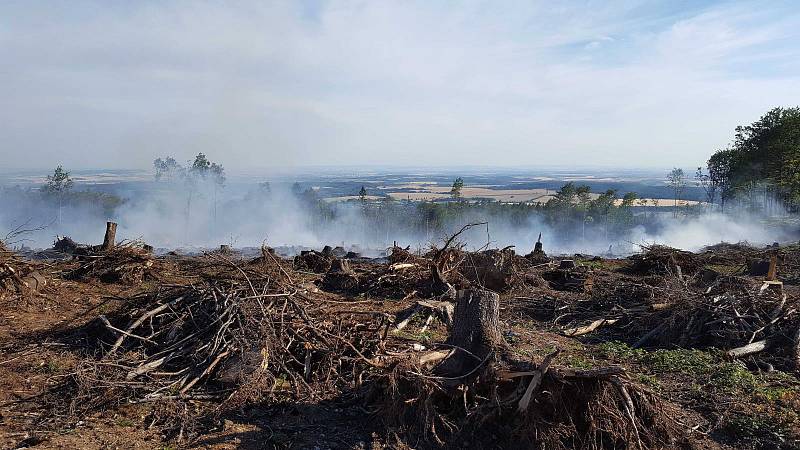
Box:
705;106;800;212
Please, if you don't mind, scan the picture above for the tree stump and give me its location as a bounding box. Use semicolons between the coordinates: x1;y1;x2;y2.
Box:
437;289;503;376
322;258;359;292
329;258;352;273
101;222;117;251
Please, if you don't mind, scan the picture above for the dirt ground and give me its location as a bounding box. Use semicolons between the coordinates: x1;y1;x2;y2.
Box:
1;242;799;449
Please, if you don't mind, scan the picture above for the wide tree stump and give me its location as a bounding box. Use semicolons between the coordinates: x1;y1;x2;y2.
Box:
437;289;503;376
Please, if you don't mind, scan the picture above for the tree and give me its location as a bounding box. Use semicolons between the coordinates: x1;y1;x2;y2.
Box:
153;157;181;181
621;192;638;208
450;177;464;199
667;168;686;217
694;167;717;210
43;165;74;224
707;107;800;209
358;185;367;202
44;165;74;194
590;189;617;240
576;185;592;240
183;153;226;233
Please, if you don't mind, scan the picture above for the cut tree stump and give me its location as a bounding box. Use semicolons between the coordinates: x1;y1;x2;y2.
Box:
437;289;503;377
101;222;117;251
322;258;359;292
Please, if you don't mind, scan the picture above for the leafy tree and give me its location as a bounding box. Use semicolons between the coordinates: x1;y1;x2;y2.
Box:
43;165;74;224
44;165;74;194
621;192;638;208
707;107;800;209
188;153;225;186
359;185;367;202
576;185;592;240
707;148;735;211
450;177;464;199
590;189;617;240
182;153;226;232
153;157;181;181
694;167;717;210
667;168;686;217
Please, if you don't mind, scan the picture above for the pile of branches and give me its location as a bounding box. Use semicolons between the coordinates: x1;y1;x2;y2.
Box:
514;273;674;339
65;263;388;436
536;268;800;370
53;236;88;255
701;241;763;266
354;241;538;300
451;247;532;291
293;249;334;273
634;276;800;369
374;289;677;449
66;242;156;284
0;241;47;299
627;245;702;276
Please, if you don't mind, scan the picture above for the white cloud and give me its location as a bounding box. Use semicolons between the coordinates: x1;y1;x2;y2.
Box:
0;0;798;170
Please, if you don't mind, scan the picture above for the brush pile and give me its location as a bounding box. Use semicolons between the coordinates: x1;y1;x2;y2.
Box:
293;249;334;273
332;245;541;300
634;276;800;368
523;254;800;370
627;245;703;276
375;288;676;449
0;241;47;299
66;241;156;284
67;262;388;423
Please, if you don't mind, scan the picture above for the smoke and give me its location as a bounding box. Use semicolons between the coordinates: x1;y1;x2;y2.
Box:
630;211;797;252
1;179;798;256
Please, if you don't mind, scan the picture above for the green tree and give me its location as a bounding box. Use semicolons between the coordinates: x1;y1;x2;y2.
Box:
183;153;226;233
590;189;617;240
359;185;367;202
667;168;686;217
576;185;592;240
621;192;638;208
43;165;74;224
153;157;181;181
450;177;464;199
707;107;800;209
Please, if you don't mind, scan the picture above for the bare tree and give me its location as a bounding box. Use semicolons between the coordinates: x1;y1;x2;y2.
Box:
695;167;717;212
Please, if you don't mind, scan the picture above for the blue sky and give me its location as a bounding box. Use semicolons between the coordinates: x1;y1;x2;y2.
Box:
1;0;798;170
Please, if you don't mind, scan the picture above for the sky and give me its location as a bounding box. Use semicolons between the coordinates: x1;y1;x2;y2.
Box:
1;0;799;171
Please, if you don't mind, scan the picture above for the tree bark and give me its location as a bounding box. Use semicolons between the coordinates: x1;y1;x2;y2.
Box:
438;289;503;376
102;222;117;251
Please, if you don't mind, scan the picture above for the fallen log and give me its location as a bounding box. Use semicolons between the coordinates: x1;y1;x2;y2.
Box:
726;339;769;359
564;318;618;337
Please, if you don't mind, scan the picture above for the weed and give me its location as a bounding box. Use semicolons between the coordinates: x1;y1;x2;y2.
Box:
597;340;645;360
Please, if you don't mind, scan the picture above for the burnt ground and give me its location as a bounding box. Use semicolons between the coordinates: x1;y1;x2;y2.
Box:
1;242;799;449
